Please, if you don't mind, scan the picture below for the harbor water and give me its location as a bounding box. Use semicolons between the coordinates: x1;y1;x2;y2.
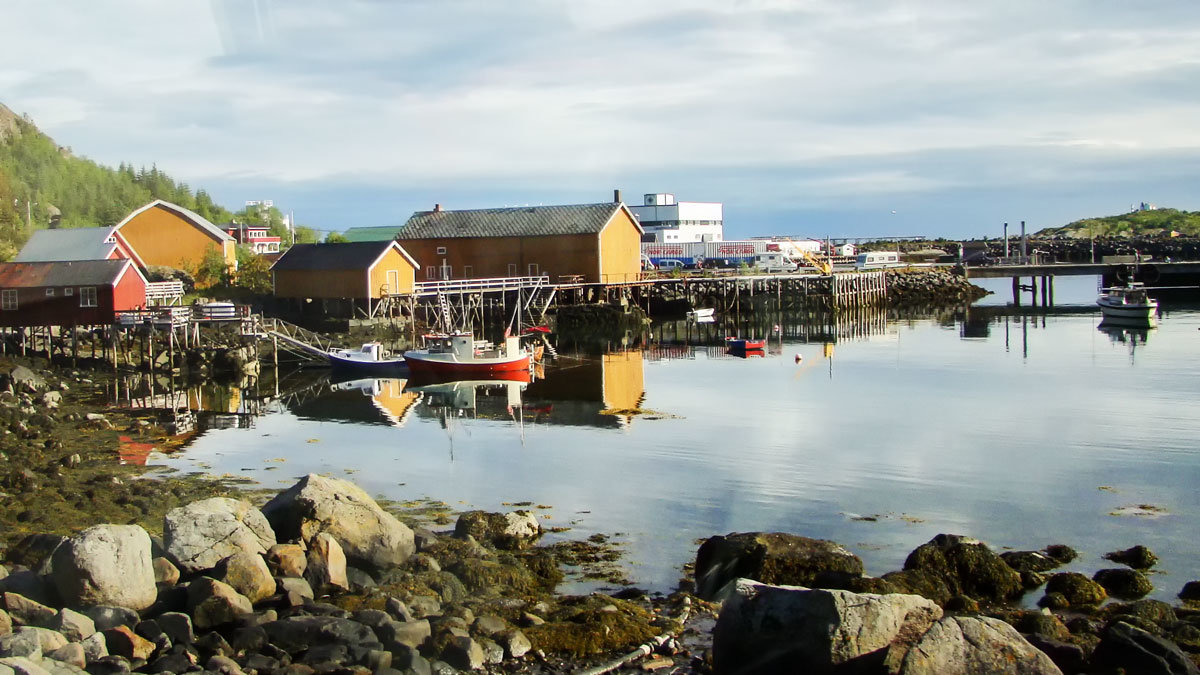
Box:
148;275;1200;602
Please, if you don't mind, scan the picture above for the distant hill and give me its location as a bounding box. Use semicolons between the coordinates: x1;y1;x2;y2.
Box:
0;101;238;260
1037;207;1200;239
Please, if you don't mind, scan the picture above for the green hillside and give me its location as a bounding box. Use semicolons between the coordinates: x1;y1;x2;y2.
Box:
1037;207;1200;238
0;102;318;262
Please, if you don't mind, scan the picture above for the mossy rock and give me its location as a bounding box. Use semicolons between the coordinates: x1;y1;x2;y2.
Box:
454;510;541;551
447;558;537;596
1103;545;1158;570
1044;544;1077;564
1038;592;1070;611
901;534;1023;604
523;595;660;658
694;532;863;600
1093;568;1153;600
1099;599;1177;631
1045;572;1107;608
1000;550;1064;574
1011;610;1071;641
518;548;565;591
1180;581;1200;603
880;569;953;606
413;570;470;604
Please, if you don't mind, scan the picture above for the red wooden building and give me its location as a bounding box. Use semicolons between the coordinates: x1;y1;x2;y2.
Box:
0;260;148;327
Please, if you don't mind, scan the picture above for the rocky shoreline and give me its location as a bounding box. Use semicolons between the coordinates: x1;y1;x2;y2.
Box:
2;354;1199;674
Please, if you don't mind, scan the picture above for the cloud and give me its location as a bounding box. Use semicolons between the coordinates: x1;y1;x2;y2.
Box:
2;0;1199;234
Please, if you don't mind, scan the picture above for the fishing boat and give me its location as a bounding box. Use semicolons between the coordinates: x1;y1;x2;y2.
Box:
1097;283;1158;324
724;336;767;351
404;332;532;378
326;343;407;370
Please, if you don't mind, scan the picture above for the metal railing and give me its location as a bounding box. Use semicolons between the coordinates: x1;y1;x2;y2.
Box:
414;275;550;295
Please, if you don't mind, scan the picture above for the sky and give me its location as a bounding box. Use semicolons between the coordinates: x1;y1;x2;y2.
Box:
3;0;1200;240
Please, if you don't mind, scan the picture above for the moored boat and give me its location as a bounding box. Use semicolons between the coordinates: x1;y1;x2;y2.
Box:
1097;283;1158;324
724;336;767;351
404;332;532;377
687;308;715;321
327;343;407;370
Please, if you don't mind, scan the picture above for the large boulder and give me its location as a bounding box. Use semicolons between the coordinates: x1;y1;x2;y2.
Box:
884;534;1022;605
711;579;942;674
898;616;1062;674
695;533;863;600
261;474;415;571
50;525;157;610
1090;620;1199;675
163;498;277;574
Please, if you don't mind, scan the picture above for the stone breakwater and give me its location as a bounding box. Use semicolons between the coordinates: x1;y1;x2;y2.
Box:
885;267;991;307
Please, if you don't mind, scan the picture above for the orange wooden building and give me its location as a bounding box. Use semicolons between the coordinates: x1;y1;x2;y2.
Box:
270;240;418;318
395;201;644;284
113;200;237;279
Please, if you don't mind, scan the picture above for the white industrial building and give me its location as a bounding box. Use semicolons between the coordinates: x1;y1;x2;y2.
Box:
627;193;723;243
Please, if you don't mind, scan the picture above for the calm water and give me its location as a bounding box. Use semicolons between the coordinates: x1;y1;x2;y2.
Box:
148;275;1200;601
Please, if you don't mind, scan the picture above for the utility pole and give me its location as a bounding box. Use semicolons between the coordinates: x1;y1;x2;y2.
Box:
25;193;32;229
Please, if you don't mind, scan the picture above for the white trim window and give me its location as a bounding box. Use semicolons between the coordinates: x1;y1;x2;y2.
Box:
80;287;98;308
64;287;73;296
527;263;539;276
507;264;517;276
1;290;16;310
45;288;55;296
425;266;437;280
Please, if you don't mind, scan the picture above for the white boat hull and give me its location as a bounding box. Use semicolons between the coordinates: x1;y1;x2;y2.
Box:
1097;297;1157;323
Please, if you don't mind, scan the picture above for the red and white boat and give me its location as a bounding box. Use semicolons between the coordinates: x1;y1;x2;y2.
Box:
725;336;767;351
404;332;532;378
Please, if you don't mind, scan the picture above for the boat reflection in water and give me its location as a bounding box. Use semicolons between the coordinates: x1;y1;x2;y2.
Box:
1098;321;1151;364
321;377;421;427
408;373;530;425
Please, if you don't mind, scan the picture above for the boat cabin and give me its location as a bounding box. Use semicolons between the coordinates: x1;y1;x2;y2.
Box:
422;332;522;360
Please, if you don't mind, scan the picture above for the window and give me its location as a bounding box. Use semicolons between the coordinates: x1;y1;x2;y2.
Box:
80;287;98;307
425;266;437;280
46;288;55;296
65;287;73;296
462;265;473;278
1;290;16;310
528;263;539;276
507;264;517;276
436;246;447;255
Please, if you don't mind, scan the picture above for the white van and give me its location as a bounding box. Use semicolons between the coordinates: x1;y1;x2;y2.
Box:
754;253;796;273
657;259;686;271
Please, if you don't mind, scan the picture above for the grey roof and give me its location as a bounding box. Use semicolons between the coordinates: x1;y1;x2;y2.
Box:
13;228;116;263
0;259;132;287
397;203;625;239
271;241;407;271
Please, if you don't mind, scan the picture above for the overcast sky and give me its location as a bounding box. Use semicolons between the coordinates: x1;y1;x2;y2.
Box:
3;0;1199;239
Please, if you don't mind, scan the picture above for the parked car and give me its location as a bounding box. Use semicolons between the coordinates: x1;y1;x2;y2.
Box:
657;259;686;271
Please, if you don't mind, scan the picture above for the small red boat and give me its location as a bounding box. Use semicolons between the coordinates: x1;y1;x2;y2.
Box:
725;336;767;351
404;332;532;378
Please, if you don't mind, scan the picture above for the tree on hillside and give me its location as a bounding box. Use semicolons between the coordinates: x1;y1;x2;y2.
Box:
324;232;349;244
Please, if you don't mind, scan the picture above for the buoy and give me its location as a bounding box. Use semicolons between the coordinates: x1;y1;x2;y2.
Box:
795;354;803;363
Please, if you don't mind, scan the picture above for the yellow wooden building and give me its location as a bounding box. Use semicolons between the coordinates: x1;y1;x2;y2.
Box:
270;240;418;318
396;201;643;284
113;200;237;279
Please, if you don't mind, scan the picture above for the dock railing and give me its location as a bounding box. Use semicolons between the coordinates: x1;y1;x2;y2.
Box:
414;275;550;296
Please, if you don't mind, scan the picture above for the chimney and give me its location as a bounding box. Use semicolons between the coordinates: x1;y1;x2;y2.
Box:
613;189;622;204
433;203;442;213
